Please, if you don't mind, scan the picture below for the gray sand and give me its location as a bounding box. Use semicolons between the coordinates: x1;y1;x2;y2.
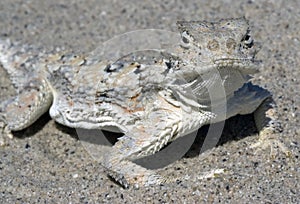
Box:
0;0;299;203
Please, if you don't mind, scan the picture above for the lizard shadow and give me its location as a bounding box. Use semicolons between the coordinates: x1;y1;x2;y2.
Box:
55;113;257;170
184;113;257;158
11;112;257;170
11;112;52;138
134;113;257;169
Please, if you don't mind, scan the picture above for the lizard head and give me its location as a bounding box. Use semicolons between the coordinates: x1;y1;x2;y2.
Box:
176;17;261;74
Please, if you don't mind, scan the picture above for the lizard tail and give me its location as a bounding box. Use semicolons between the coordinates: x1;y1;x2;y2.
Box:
0;38;42;88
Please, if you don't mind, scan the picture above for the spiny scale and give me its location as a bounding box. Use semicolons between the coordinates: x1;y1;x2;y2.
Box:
0;18;289;188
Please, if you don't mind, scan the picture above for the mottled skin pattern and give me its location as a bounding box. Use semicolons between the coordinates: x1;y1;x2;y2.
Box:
0;18;288;188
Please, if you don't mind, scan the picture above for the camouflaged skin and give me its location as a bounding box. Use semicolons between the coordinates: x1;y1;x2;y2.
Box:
0;18;288;188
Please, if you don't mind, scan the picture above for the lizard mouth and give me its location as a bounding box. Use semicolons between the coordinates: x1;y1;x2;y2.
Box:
213;58;260;74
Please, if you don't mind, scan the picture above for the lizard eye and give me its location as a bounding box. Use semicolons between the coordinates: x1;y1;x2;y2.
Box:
242;34;253;48
180;31;193;48
182;36;189;44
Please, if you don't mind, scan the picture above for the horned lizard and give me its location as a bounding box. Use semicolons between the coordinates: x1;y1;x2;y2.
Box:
0;18;288;188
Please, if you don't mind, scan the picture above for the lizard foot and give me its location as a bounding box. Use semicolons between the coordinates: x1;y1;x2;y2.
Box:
250;127;291;158
103;157;167;189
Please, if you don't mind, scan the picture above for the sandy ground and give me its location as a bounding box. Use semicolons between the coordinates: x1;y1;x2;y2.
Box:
0;0;299;203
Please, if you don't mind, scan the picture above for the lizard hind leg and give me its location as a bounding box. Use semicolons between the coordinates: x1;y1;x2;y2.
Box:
0;77;53;134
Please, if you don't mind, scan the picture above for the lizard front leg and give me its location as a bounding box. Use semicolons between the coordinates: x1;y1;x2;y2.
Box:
100;99;216;188
252;97;290;157
101;108;184;188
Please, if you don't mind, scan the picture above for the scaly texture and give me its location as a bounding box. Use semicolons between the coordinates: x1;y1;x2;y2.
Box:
0;18;289;188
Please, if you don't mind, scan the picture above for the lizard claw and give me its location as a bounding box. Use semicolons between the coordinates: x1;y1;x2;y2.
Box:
111;171;166;189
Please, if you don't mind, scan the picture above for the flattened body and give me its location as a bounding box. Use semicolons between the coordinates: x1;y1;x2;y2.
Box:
1;18;285;188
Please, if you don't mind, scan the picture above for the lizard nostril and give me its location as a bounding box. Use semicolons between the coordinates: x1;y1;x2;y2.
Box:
207;39;219;51
226;38;236;50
